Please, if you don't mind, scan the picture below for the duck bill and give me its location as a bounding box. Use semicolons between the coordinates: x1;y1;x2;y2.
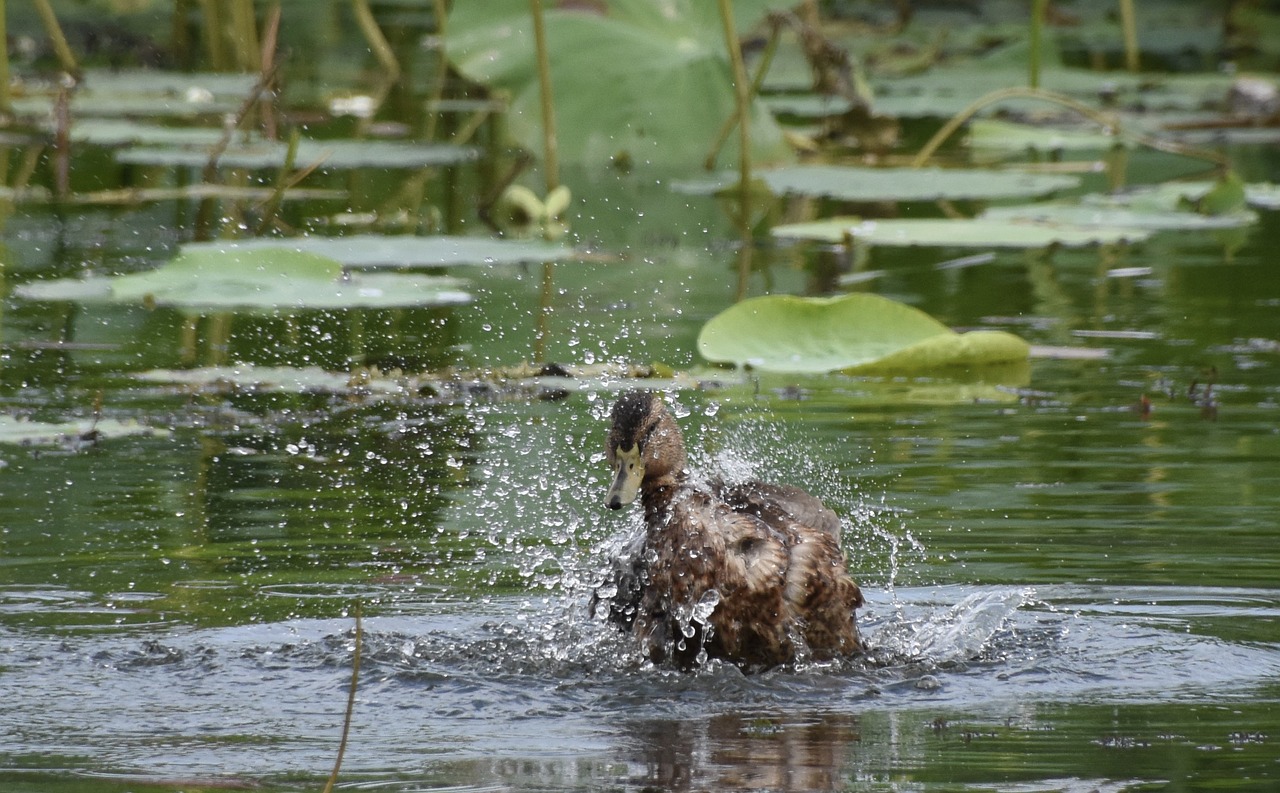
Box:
606;446;644;509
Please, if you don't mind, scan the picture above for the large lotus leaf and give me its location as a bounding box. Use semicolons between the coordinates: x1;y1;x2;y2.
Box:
181;235;571;268
15;249;471;312
118;139;479;170
447;0;794;168
760;165;1080;202
773;217;1150;247
697;293;1029;374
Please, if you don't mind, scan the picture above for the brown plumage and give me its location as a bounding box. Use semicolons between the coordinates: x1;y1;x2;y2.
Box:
594;390;864;670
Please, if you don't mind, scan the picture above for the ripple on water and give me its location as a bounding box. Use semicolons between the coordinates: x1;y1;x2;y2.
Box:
3;584;1279;776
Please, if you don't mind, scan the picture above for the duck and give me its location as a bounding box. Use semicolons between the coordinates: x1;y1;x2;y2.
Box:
593;389;864;670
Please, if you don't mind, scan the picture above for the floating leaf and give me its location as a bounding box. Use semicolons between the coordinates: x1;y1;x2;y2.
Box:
773;217;1150;247
0;416;162;447
760;165;1080;202
446;0;794;168
181;234;571;269
15;249;471;313
982;200;1257;231
967;118;1126;153
1187;171;1248;216
66;120;236;147
697;293;1030;374
118;139;479;170
136;361;706;399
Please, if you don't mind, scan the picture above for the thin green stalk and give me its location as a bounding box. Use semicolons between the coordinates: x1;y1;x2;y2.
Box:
1029;0;1046;89
425;0;451;141
716;0;752;192
230;0;261;72
32;0;80;77
1119;0;1139;72
529;0;558;192
910;85;1229;169
705;23;779;171
0;0;12;114
352;0;402;82
252;127;299;235
199;0;228;71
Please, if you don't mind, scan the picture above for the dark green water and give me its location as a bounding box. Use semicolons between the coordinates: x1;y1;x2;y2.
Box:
4;153;1280;792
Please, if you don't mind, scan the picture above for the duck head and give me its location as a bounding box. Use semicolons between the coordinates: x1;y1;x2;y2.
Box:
605;390;688;509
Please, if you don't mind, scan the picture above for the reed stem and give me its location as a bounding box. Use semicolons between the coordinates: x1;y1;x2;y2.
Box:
0;0;11;114
1119;0;1139;72
716;0;752;191
1029;0;1046;89
529;0;559;192
353;0;402;83
321;601;362;793
32;0;80;77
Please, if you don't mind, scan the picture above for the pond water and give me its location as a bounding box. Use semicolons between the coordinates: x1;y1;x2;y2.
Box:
3;3;1280;784
4;148;1280;792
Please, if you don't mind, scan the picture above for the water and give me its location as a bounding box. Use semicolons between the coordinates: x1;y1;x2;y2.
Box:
6;228;1280;791
4;46;1280;793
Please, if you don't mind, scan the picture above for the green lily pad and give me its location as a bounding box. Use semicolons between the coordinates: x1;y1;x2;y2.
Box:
117;139;479;170
9;69;260;120
447;0;794;169
697;293;1030;374
180;235;572;269
871;66;1234;119
759;165;1080;202
136;361;708;399
773;217;1150;247
0;416;162;447
67;120;237;148
15;249;471;313
967;118;1128;153
982;199;1257;231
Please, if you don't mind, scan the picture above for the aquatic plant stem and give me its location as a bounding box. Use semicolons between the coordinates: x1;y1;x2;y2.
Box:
716;0;752;192
322;600;363;793
909;86;1229;170
229;0;261;72
32;0;80;77
1119;0;1139;72
352;0;402;82
1029;0;1046;89
0;0;11;115
197;0;228;71
704;23;779;171
258;3;283;141
425;0;451;141
529;0;559;192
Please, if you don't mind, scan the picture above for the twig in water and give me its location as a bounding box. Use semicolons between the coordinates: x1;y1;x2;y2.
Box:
322;601;362;793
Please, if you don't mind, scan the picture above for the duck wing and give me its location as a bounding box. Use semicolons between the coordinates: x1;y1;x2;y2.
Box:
718;479;843;538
